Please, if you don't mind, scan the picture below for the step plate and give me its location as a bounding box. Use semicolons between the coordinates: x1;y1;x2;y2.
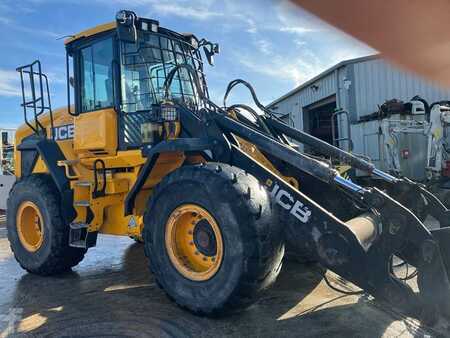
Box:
69;226;98;249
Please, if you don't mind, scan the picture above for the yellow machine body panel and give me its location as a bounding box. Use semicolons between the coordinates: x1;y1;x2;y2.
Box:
74;108;118;157
14;104;296;240
14;105;187;239
15;107;74;178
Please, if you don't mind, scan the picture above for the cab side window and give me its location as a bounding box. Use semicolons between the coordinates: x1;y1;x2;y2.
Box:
80;37;114;112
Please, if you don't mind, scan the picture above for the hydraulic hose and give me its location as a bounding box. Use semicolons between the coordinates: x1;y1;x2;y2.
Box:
163;63;206;102
223;79;274;116
227;104;272;135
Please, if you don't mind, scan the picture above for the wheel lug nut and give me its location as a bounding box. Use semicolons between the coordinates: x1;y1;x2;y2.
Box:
189;241;194;246
203;257;207;261
195;251;199;255
188;230;193;235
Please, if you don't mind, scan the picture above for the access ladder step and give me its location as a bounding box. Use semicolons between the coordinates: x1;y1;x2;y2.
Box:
69;222;97;249
57;159;79;166
74;200;90;207
70;240;89;249
70;222;88;230
75;180;91;187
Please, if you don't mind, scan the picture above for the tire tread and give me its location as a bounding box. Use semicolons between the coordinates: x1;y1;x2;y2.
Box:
143;163;284;315
7;174;86;275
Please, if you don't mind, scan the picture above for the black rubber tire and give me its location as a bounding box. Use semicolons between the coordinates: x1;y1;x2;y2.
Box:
129;236;144;244
143;163;284;316
437;189;450;209
7;174;86;275
284;222;318;264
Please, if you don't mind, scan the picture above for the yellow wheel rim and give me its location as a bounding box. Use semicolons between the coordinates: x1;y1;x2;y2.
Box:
165;204;224;281
16;201;44;252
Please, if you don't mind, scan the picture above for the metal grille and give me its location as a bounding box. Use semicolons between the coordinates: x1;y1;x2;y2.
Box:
120;30;208;115
119;111;156;147
119;29;209;149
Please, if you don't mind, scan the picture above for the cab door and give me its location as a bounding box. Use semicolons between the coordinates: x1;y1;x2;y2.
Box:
73;34;118;157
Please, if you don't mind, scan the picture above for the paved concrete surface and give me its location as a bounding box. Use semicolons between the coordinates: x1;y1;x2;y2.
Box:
0;220;449;337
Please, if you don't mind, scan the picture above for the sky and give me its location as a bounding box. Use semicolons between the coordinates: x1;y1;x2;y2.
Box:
0;0;374;128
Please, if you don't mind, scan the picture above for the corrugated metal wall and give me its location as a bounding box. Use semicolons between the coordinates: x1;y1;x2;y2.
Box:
273;71;337;150
273;95;299;128
273;71;337;130
273;56;450;127
271;56;450;157
350;58;450;120
293;71;337;130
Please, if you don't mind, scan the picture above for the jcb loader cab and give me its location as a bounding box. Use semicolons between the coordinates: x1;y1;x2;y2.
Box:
8;10;450;323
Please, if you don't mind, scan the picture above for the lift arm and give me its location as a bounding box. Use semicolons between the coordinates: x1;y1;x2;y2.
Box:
264;115;450;227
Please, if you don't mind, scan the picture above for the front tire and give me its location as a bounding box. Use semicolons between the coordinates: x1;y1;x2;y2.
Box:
144;163;284;315
129;235;144;244
7;174;86;275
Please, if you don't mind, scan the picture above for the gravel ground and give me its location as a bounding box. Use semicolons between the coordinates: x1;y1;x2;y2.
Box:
0;220;448;337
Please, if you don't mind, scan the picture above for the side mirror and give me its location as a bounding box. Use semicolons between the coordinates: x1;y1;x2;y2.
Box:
203;46;214;66
202;43;220;66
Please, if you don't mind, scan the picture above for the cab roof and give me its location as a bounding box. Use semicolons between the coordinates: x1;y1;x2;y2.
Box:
64;21;117;45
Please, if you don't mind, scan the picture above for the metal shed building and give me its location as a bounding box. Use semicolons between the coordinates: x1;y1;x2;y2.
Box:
267;54;450;155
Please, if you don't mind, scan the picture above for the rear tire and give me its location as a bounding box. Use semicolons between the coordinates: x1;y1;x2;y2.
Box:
7;174;86;275
143;163;284;315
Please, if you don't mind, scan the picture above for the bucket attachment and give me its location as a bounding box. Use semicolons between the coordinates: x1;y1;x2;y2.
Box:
310;188;450;325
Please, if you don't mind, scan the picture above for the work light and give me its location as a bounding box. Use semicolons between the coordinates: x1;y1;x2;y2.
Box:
161;102;179;121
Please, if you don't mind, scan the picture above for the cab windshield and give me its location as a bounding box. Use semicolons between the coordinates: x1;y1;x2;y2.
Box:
120;30;206;113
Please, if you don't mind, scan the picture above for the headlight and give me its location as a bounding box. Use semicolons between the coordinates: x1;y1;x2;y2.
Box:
151;22;159;33
161;102;178;121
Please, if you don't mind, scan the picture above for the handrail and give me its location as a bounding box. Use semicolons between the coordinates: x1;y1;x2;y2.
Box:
16;60;54;139
331;109;353;152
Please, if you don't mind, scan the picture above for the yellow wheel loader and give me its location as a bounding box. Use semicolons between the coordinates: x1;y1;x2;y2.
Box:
7;10;450;322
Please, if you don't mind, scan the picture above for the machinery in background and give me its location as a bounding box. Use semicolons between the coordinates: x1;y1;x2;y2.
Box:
0;128;15;210
342;97;450;205
0;128;16;175
426;102;450;181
